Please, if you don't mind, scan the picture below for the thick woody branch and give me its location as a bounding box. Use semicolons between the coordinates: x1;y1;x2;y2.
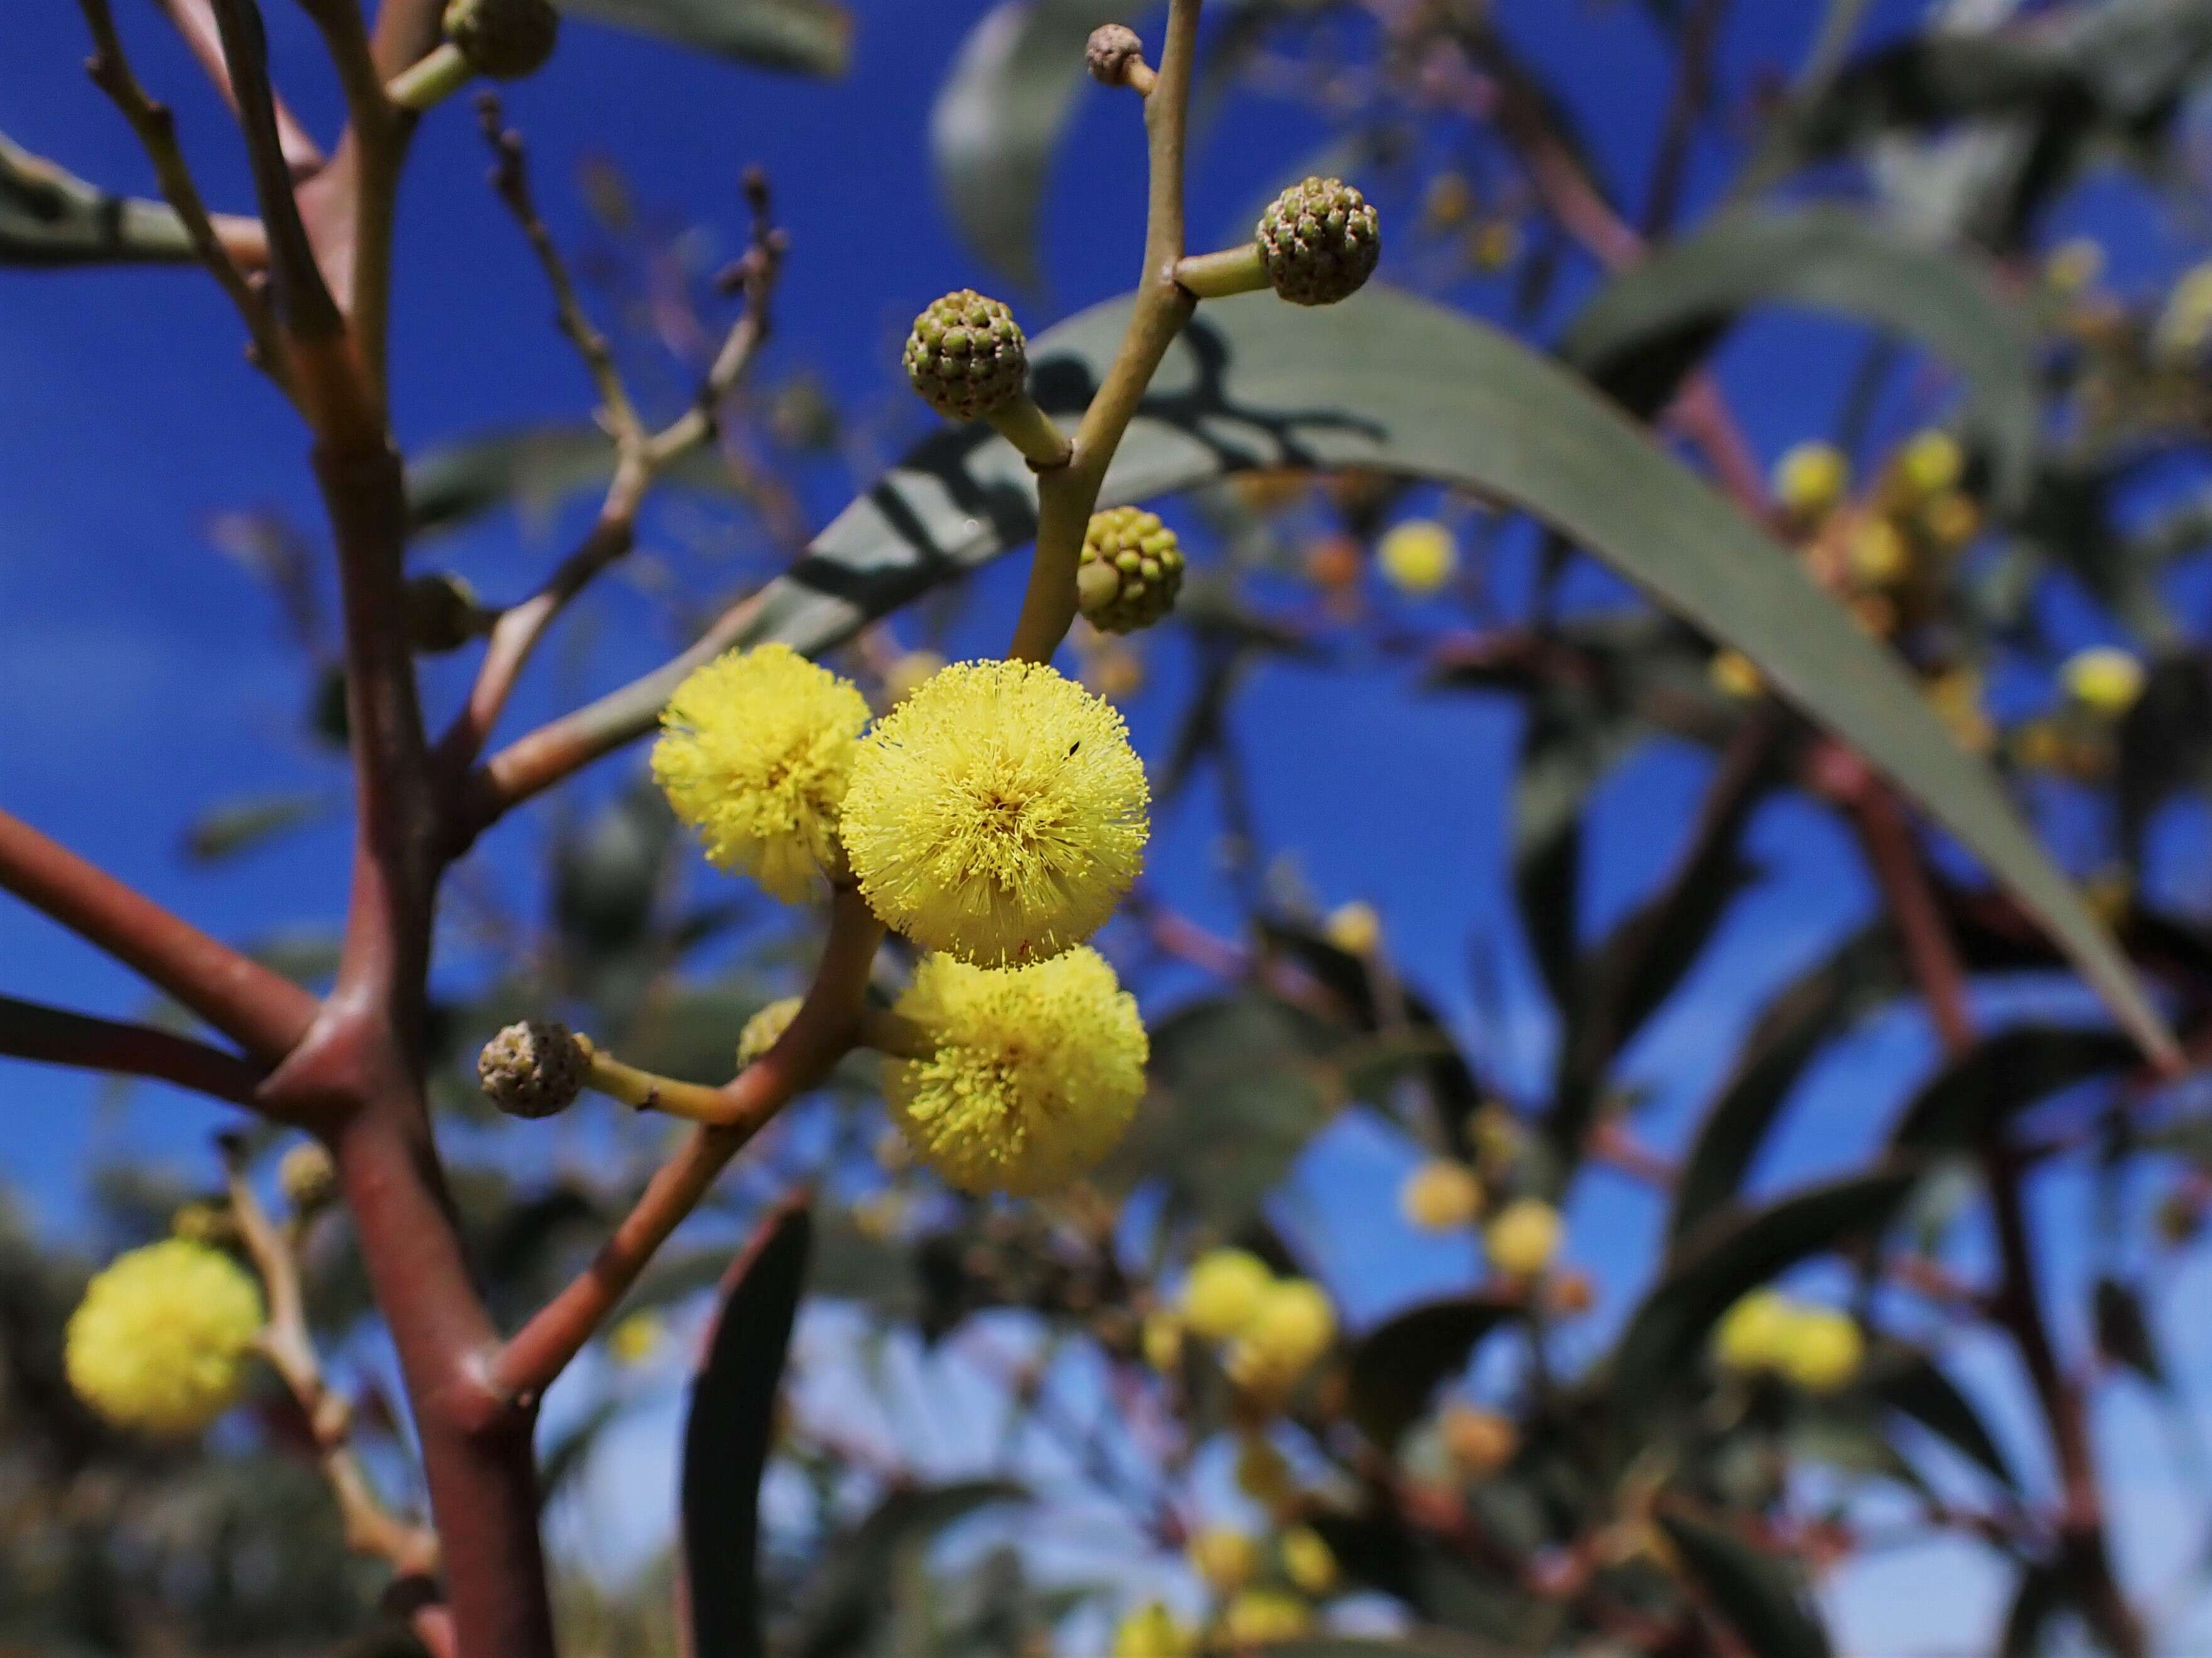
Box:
153;0;325;177
489;888;882;1403
0;809;317;1064
0;994;267;1106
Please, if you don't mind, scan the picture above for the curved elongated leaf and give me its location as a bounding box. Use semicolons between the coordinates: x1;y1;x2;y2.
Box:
552;0;849;72
789;1481;1025;1658
1887;1024;2136;1156
1559;206;2040;507
406;423;743;535
1658;1509;1833;1658
930;0;1130;291
681;1200;811;1658
580;288;2171;1065
1347;1296;1515;1450
1610;1167;1917;1442
1670;926;1901;1246
1875;1348;2018;1492
2;133;209;267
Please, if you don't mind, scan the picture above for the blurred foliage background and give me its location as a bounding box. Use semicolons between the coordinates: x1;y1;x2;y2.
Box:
15;0;2212;1654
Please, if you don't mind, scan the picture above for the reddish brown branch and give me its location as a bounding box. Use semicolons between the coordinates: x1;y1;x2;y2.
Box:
0;809;316;1064
152;0;325;177
0;994;267;1106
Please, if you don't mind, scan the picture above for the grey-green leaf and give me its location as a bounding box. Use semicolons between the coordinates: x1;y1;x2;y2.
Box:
3;133;202;267
552;0;849;72
929;0;1130;292
591;287;2174;1066
1559;206;2040;508
405;423;741;535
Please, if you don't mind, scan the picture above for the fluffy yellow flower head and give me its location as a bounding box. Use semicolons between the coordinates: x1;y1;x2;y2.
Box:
1850;518;1911;587
1181;1248;1274;1340
1222;1589;1313;1644
1227;1278;1335;1395
653;644;871;902
1187;1527;1260;1594
1780;1305;1865;1394
66;1240;263;1436
1281;1526;1339;1595
2062;646;2147;718
1112;1601;1195;1658
1400;1158;1483;1231
884;946;1147;1196
1773;441;1849;518
1709;649;1764;702
1897;430;1965;498
736;995;804;1068
841;659;1149;966
608;1311;664;1367
1323;899;1381;956
1378;519;1457;595
1486;1197;1563;1280
1713;1289;1794;1375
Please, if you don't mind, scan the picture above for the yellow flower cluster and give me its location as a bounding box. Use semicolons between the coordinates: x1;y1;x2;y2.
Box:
1773;441;1849;520
1111;1600;1195;1658
1714;1289;1865;1393
1485;1197;1563;1281
1378;518;1457;595
1175;1248;1336;1401
653;643;871;902
65;1240;264;1435
2062;646;2146;717
883;946;1147;1195
841;658;1149;967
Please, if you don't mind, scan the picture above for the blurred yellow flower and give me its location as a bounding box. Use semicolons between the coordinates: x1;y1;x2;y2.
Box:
608;1311;664;1367
1439;1403;1519;1476
1280;1526;1338;1594
1181;1248;1275;1341
1713;1289;1793;1375
1323;899;1381;956
1187;1527;1259;1594
1112;1600;1195;1658
1780;1306;1865;1394
736;995;803;1068
1897;430;1964;498
2062;646;2147;717
1709;649;1764;702
66;1240;264;1436
1221;1589;1313;1643
1773;441;1848;518
1378;519;1457;596
1400;1158;1483;1231
1849;518;1911;587
1227;1278;1335;1395
1485;1197;1563;1280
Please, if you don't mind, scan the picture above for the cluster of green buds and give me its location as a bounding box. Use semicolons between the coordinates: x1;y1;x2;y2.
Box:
1077;508;1184;633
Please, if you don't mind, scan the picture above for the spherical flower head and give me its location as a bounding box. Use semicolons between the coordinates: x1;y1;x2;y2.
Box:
1142;1309;1186;1373
1257;176;1381;306
1112;1601;1194;1658
1181;1248;1274;1340
1439;1402;1519;1477
1773;441;1849;519
1280;1526;1337;1595
479;1019;586;1118
1780;1305;1864;1394
1221;1589;1312;1644
608;1311;664;1367
1849;518;1911;587
278;1141;337;1213
1227;1277;1335;1394
904;290;1029;422
1323;899;1381;956
2062;646;2146;718
443;0;558;78
1187;1527;1259;1594
884;947;1147;1196
66;1240;263;1436
1897;429;1964;498
1713;1288;1793;1375
654;644;872;904
1078;507;1185;634
1400;1158;1483;1231
1709;649;1764;702
1085;22;1145;86
736;995;804;1068
1378;518;1456;595
841;659;1149;966
1485;1198;1562;1281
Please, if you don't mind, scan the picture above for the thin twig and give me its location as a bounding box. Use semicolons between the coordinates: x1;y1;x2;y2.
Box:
1641;0;1729;238
0;994;267;1106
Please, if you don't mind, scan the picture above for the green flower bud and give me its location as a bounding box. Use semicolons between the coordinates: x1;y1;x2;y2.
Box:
903;290;1028;422
1255;176;1380;306
1077;507;1184;634
442;0;558;80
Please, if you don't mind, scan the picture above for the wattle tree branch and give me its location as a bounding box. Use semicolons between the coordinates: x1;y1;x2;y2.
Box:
0;809;317;1064
0;994;267;1107
151;0;325;177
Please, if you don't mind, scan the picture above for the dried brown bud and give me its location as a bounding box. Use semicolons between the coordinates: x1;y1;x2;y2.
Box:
1085;23;1145;85
478;1019;586;1118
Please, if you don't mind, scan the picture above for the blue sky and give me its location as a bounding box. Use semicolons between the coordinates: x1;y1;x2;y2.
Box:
8;0;2212;1652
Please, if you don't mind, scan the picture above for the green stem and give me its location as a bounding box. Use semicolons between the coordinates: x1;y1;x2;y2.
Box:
387;42;469;111
1173;242;1266;299
986;395;1074;471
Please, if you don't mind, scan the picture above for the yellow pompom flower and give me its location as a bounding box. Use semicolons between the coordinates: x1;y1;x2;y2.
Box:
1773;441;1849;518
1780;1306;1865;1394
2062;647;2147;717
1188;1526;1260;1594
1378;519;1457;595
1143;1309;1187;1373
1709;649;1765;702
653;644;872;902
65;1240;264;1436
1400;1159;1483;1231
1221;1589;1312;1644
1897;430;1964;498
1713;1289;1793;1375
1323;899;1381;956
883;946;1147;1195
608;1311;664;1367
1280;1526;1338;1595
1181;1248;1275;1340
1485;1198;1563;1280
1849;518;1911;587
1226;1278;1335;1394
1113;1601;1195;1658
736;995;804;1068
841;659;1149;966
